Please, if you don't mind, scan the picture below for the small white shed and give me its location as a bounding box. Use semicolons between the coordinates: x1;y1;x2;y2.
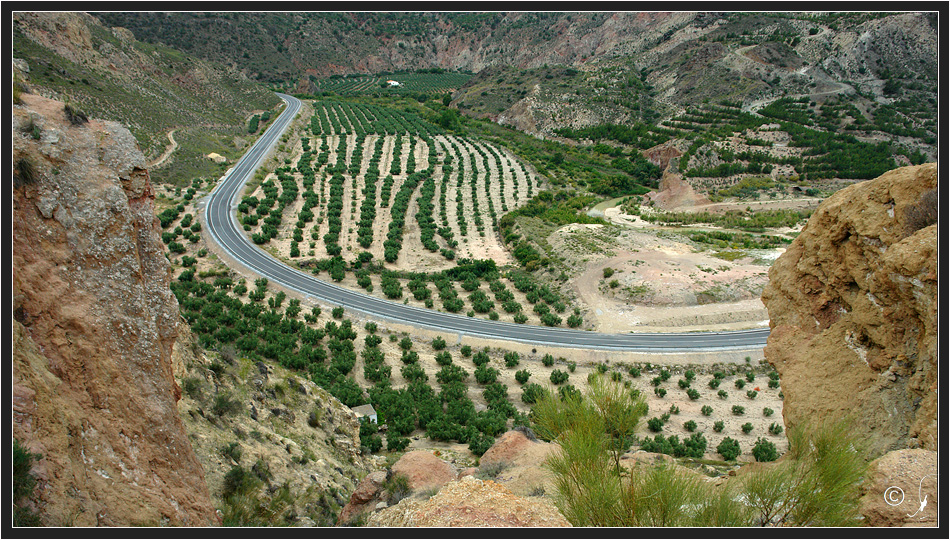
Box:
352;404;378;424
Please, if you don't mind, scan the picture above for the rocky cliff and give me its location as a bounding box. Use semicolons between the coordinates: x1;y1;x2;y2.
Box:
762;163;938;458
12;93;218;526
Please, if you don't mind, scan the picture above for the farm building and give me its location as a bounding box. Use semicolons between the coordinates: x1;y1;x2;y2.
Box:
352;404;378;424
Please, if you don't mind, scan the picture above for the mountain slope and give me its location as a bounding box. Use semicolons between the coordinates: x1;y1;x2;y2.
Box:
12;12;281;184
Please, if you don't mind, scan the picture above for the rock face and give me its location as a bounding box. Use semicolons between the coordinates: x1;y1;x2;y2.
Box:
366;476;571;527
761;163;938;458
12;93;218;526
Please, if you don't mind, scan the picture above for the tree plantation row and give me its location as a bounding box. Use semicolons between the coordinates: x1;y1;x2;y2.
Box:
231;100;583;328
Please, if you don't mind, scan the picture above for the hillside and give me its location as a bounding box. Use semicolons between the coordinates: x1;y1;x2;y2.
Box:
91;12;937;122
12;12;282;185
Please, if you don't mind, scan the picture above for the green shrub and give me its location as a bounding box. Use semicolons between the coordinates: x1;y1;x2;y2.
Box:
550;369;569;385
515;369;531;384
763;407;774;417
741;423;754;434
701;405;713;416
732;405;745;416
768;422;784;435
13;157;38;189
683;420;697;432
432;336;447;350
751;437;777;462
713;421;724;433
383;474;412;505
686;388;700;400
717;437;741;461
220;442;243;463
213;391;243;417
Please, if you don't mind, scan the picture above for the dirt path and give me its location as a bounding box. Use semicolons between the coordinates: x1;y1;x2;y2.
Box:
149;129;178;169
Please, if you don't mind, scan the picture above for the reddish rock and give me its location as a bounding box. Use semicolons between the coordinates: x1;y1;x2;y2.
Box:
391;450;459;492
337;470;388;525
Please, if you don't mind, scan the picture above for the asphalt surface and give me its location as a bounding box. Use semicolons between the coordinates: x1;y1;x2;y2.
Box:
203;93;770;351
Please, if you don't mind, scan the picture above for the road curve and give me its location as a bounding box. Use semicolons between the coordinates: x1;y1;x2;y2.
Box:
203;93;770;351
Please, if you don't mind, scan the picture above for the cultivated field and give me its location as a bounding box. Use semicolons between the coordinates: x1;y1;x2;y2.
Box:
156;97;786;466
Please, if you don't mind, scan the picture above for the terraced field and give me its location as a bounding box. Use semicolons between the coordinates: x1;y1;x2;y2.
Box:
237;100;585;327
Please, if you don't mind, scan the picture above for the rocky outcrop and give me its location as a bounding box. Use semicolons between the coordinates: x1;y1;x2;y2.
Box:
649;169;711;211
337;449;458;525
12;93;218;526
762;163;938;458
477;429;560;497
366;476;571;527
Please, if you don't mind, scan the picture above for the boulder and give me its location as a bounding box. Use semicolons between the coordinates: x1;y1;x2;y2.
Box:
390;450;458;492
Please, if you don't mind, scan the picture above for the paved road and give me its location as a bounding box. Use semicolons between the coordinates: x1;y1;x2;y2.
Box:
203;93;770;351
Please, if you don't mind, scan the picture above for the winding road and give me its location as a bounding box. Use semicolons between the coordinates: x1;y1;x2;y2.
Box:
203;93;770;351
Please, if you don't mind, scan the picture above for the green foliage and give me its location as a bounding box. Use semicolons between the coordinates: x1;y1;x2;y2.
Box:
751;437;776;461
521;383;547;404
64;101;89;126
717;437;741;461
549;369;569;385
740;418;869;526
213;391;243;417
13;157;38;189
